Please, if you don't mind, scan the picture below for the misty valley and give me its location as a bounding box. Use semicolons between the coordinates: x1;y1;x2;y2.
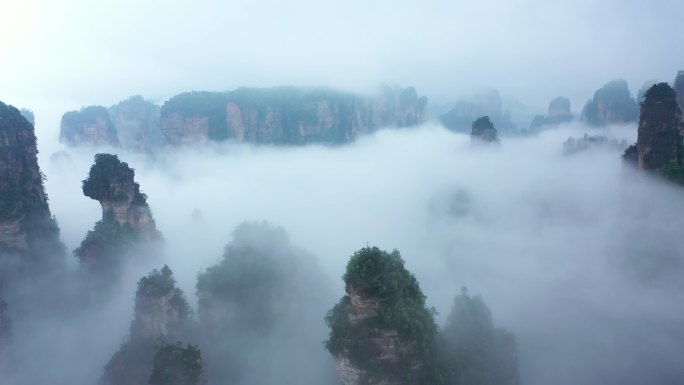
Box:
1;73;684;385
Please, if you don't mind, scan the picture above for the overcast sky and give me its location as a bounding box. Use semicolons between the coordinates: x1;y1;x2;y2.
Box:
1;0;683;111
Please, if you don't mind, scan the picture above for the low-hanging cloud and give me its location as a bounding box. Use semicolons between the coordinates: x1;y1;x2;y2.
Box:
3;120;682;384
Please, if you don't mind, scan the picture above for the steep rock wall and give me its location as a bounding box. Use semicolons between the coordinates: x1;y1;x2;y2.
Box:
160;86;427;145
637;83;682;170
59;106;119;147
0;101;63;275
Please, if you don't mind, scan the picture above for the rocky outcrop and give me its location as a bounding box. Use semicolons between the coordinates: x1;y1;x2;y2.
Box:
325;247;439;385
674;71;684;124
530;96;574;132
160;86;427;145
59;106;119;147
581;79;638;126
471;116;500;144
82;153;158;238
332;291;420;385
101;266;190;385
75;153;160;274
131;265;188;340
109;96;164;153
636;83;682;171
0;101;64;276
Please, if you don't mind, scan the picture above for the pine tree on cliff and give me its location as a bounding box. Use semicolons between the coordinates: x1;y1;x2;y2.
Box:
622;83;684;183
148;342;205;385
101;266;190;385
471;116;500;144
75;153;161;277
325;246;441;385
439;288;519;385
0;101;64;278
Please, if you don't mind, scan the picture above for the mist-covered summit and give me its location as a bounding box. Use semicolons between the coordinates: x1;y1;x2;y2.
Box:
101;265;192;385
581;79;638;127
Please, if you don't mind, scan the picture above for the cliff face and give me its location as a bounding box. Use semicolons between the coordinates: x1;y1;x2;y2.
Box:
636;83;682;171
102;266;190;385
60;97;164;152
440;89;515;133
109;96;164;153
81;153;158;238
674;71;684;124
160;86;427;146
0;101;63;275
131;266;189;341
326;247;438;385
76;153;160;274
60;106;119;147
332;288;424;385
581;79;638;126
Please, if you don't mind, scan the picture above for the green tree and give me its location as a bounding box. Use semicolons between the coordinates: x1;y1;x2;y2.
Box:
471;116;500;144
148;342;205;385
325;246;441;384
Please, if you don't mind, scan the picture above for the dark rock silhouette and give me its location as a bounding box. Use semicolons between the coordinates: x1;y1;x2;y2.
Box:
471;116;500;144
636;83;682;171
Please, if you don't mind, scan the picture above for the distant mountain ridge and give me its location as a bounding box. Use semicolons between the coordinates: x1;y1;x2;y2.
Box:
59;85;428;150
